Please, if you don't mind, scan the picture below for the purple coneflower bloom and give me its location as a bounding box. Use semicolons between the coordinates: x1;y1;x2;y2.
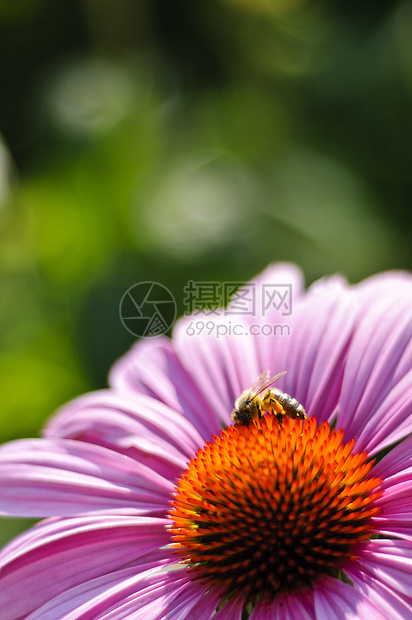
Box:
1;263;412;619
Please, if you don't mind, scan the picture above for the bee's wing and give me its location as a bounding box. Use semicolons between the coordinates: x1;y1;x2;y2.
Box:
250;370;287;400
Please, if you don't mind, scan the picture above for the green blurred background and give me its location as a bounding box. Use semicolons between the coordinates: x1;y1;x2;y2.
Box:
1;0;412;542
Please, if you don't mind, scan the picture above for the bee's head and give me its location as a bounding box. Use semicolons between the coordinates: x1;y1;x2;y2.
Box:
231;408;249;426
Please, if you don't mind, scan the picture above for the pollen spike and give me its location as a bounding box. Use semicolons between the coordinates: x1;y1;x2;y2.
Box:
169;415;382;601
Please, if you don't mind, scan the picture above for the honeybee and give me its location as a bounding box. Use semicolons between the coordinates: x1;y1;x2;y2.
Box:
231;370;306;427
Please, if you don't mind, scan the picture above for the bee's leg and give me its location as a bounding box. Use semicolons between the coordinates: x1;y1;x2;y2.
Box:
256;401;262;420
262;395;283;416
275;412;284;426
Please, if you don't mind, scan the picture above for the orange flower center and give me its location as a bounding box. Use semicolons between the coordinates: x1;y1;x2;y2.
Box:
168;415;382;601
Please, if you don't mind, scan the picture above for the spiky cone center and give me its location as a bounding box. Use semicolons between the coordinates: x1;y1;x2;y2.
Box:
168;415;382;601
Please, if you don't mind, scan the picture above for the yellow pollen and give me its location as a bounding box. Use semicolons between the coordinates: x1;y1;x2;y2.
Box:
168;416;382;601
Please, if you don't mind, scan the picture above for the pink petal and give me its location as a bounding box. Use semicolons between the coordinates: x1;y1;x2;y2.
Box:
0;439;173;517
372;431;412;480
0;515;170;619
109;336;221;438
350;579;412;620
248;262;305;310
212;592;244;620
174;314;261;427
346;542;412;619
142;580;220;620
354;271;412;307
238;262;304;374
25;565;164;620
88;572;192;620
171;263;305;429
313;576;385;620
250;590;314;619
95;573;222;620
337;294;412;450
350;369;412;455
354;539;412;599
371;434;412;540
264;276;355;422
240;261;305;325
45;390;205;480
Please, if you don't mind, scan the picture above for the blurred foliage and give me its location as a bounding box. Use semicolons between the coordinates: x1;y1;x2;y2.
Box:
1;0;412;541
